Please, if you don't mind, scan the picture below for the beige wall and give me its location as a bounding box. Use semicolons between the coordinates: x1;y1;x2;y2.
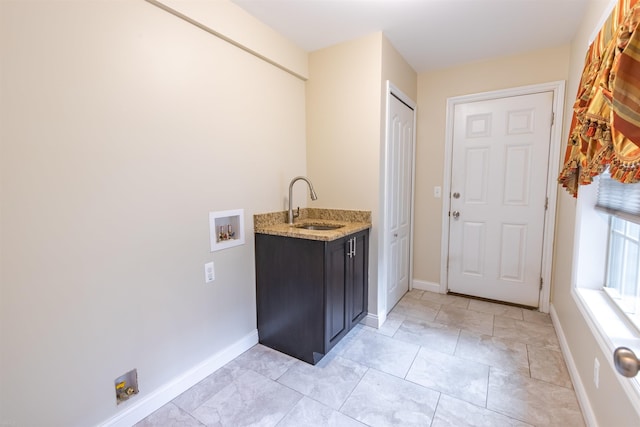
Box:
306;32;417;320
414;45;571;285
307;33;382;213
159;0;308;79
0;1;307;425
381;36;418;99
552;0;640;424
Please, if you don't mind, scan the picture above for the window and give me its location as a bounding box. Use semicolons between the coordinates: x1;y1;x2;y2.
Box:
596;169;640;331
605;216;640;330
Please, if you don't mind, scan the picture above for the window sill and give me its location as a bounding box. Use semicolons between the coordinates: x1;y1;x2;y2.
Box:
572;288;640;402
577;288;640;344
602;287;640;333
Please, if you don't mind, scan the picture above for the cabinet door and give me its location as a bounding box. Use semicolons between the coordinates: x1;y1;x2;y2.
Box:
255;234;324;364
349;231;369;328
325;237;347;349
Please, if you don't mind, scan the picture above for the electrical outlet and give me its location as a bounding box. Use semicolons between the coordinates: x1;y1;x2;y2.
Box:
594;357;600;388
205;262;215;283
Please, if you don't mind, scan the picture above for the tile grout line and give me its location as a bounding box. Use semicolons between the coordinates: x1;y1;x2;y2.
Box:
403;338;423;381
336;366;369;414
526;343;533;379
273;392;305;426
429;392;443;427
491;313;496;337
484;366;491;409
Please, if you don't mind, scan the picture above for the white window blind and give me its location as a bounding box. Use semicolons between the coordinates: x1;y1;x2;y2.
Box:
596;169;640;224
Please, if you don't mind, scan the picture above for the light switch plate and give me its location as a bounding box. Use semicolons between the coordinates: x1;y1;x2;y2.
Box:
434;186;442;198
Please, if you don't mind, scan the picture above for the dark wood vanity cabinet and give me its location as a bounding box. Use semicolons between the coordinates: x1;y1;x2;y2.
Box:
255;229;369;364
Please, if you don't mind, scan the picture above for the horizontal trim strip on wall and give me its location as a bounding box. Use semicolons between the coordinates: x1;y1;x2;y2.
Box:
145;0;308;81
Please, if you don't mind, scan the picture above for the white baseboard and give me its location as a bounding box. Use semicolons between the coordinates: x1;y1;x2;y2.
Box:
363;313;384;328
100;329;259;427
549;304;598;427
412;279;441;294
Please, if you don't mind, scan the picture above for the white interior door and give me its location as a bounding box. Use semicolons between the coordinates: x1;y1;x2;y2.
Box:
386;93;415;311
448;91;553;307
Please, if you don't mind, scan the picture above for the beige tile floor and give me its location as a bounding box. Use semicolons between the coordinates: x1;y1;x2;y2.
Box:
136;290;584;427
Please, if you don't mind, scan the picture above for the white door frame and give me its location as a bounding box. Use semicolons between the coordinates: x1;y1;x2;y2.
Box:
378;81;417;325
440;81;565;313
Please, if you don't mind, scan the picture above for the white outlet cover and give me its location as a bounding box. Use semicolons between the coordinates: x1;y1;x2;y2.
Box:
205;262;215;283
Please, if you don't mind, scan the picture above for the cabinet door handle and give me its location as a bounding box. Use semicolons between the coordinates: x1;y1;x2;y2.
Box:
347;237;356;258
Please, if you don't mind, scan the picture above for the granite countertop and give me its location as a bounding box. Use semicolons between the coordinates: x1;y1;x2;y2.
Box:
254;208;371;241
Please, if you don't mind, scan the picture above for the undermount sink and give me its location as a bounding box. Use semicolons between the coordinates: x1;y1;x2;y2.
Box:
295;224;344;231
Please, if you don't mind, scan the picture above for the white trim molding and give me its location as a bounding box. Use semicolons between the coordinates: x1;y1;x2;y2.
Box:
550;304;598;427
99;329;259;427
378;80;417;322
412;279;441;294
363;313;384;328
440;81;565;313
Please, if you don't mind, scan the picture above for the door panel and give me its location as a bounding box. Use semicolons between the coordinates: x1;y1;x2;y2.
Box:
387;94;414;311
503;145;532;205
499;223;526;281
464;148;489;203
448;91;553;307
461;222;485;276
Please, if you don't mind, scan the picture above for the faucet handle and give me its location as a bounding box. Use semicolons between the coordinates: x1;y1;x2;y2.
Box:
294;207;300;219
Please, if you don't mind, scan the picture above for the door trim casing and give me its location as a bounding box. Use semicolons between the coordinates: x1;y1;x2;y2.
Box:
377;80;417;325
440;81;565;313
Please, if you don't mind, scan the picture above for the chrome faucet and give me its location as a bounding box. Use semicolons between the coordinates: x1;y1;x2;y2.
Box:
288;176;318;224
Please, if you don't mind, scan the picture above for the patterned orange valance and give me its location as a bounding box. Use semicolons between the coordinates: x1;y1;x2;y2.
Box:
559;0;640;197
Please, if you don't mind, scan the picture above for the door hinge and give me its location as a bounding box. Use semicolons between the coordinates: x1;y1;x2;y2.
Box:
551;111;555;126
544;197;549;210
540;277;543;290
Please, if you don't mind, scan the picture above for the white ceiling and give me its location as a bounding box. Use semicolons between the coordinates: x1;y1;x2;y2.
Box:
230;0;590;73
